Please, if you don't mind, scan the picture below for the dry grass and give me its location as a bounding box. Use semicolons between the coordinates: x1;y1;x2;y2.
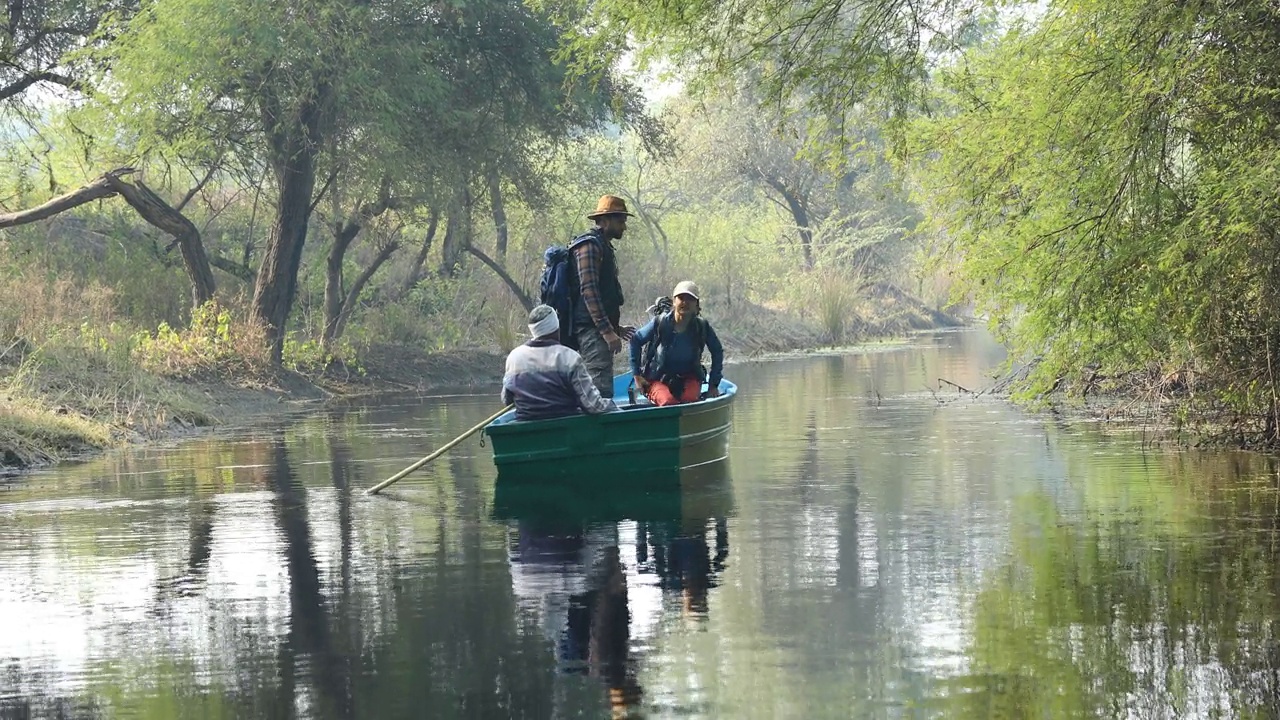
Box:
709;301;826;356
0;271;117;346
813;270;863;345
487;305;525;354
0;272;233;468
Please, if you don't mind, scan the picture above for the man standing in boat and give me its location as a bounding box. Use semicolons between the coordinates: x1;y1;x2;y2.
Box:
502;305;617;421
571;195;637;397
630;281;725;406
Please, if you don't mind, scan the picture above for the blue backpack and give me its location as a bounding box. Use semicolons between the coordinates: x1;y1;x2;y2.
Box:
538;233;597;350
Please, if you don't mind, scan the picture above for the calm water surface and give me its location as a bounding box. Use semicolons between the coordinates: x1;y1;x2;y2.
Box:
4;329;1280;719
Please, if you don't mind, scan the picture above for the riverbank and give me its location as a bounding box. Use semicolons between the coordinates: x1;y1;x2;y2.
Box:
0;296;964;472
973;359;1262;449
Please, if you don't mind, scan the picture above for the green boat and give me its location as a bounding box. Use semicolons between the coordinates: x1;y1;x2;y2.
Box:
483;373;736;478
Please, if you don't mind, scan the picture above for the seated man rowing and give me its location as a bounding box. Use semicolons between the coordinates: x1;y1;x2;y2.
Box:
502;305;618;421
629;281;725;407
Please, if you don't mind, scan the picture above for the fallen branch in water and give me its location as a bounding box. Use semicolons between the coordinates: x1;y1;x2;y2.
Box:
938;378;974;394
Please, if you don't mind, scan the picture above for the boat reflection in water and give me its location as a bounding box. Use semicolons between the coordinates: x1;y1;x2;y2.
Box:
493;459;734;718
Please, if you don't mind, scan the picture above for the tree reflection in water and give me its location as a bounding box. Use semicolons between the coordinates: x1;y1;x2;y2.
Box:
268;433;353;720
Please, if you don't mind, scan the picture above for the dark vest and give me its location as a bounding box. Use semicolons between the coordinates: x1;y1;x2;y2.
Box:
570;229;625;329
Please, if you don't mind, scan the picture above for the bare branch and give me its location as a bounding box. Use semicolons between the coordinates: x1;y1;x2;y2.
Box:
466;244;534;310
210;255;256;284
0;167;135;228
176;164;219;213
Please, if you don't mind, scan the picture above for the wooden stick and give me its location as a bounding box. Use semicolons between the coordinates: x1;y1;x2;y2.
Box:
366;404;515;495
938;378;974;394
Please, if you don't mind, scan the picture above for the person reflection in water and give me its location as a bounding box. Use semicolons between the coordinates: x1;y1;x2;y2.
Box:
508;522;642;718
566;545;642;716
638;518;729;618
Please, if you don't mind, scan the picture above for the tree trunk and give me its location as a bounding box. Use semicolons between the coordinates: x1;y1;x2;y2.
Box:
438;185;469;277
322;180;397;347
211;255;256;284
0;167;217;308
255;169;315;361
466;244;534;310
401;207;439;293
763;175;814;270
488;170;508;260
252;83;328;364
107;176;216;307
0;70;77;104
435;213;458;279
332;241;401;342
322;220;362;347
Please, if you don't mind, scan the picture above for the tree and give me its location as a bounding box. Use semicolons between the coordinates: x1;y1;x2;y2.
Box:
103;0;647;362
0;1;132;106
0;166;217;306
101;1;340;360
664;82;918;274
320;177;400;347
550;0;993;140
911;0;1280;436
419;0;655;285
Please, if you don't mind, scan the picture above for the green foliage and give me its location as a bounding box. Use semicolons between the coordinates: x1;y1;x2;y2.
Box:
132;303;271;380
910;0;1280;436
0;0;952;455
347;276;481;353
637;202;790;307
282;333;363;376
0;0;131;110
949;450;1280;717
544;0;997;144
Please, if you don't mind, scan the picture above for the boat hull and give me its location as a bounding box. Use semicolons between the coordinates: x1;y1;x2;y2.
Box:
483;373;736;478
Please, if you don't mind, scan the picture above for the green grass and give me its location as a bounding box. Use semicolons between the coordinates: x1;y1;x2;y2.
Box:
0;398;114;467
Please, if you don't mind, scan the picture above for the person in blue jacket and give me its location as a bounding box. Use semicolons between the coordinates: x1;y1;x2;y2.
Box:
629;281;724;406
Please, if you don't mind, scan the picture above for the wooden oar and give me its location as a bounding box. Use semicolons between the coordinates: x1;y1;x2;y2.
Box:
365;403;515;495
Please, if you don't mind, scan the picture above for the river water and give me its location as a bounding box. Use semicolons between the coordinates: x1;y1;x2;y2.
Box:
3;329;1280;719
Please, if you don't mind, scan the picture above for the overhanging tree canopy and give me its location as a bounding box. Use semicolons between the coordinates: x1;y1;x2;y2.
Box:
99;0;646;363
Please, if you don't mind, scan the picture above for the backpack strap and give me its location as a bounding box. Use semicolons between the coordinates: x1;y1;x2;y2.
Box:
646;314;709;381
694;317;708;382
642;313;667;378
567;229;602;252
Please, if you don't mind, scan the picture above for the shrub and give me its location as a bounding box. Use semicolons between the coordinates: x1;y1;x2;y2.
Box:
132;302;272;380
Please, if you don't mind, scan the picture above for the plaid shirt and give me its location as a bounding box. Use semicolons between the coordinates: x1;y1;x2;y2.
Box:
573;239;615;336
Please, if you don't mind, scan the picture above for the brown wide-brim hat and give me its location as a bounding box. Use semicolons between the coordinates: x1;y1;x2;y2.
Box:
586;194;636;219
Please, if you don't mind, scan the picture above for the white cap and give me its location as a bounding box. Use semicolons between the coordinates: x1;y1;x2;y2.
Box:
672;280;700;300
